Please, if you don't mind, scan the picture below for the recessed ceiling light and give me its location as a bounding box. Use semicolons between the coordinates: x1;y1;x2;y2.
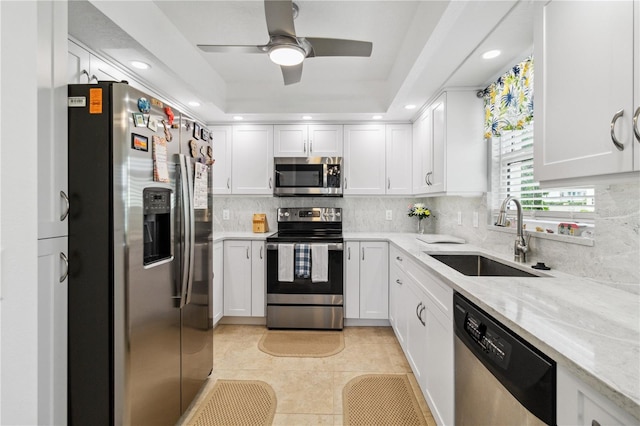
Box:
188;101;201;107
404;104;416;110
131;61;150;70
482;50;501;59
372;115;383;120
233;116;244;121
302;115;312;120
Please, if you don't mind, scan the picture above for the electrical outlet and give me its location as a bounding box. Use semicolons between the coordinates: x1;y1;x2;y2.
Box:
223;209;230;220
457;211;462;225
385;210;393;221
473;211;479;228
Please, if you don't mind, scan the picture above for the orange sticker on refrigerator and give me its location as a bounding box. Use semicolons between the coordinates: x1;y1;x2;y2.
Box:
89;88;103;114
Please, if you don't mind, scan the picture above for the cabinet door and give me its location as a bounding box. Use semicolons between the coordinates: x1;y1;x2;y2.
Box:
429;97;446;193
223;241;252;316
212;241;224;325
389;265;407;349
344;241;361;318
413;109;431;194
308;124;343;157
251;241;266;317
68;40;90;84
274;124;308;157
231;125;274;194
343;125;386;194
210;126;232;194
424;297;454;426
534;0;635;181
37;237;68;426
404;282;427;387
386;124;413;194
359;242;389;319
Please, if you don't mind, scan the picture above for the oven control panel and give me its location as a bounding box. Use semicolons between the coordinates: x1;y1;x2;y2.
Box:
277;207;342;222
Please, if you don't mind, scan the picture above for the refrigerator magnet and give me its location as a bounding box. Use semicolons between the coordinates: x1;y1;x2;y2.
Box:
193;122;201;139
164;107;174;125
132;112;145;127
131;133;149;152
147;117;158;132
200;128;209;141
137;97;151;113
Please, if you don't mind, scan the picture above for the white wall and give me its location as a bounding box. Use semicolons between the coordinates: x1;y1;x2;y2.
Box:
0;1;40;424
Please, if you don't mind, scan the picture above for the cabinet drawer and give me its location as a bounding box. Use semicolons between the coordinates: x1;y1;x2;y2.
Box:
401;251;452;319
390;246;409;272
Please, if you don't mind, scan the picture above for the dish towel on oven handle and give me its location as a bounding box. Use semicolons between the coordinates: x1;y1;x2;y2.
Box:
278;243;294;282
311;244;329;283
294;243;311;279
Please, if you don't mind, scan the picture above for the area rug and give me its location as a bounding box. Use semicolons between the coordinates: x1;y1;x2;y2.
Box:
186;380;276;426
258;330;344;357
343;374;429;426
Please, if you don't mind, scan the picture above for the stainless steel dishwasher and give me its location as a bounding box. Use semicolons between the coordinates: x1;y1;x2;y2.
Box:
454;292;556;425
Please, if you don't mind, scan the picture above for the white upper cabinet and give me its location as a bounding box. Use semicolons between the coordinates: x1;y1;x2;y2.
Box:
534;0;640;182
385;124;413;195
231;125;274;194
413;91;485;196
274;124;343;157
210;126;232;195
344;124;387;194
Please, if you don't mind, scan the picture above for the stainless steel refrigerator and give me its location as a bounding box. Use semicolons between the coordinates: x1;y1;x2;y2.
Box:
67;82;213;425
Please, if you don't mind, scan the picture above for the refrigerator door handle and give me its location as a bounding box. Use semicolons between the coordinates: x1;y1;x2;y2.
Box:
177;155;193;308
184;157;196;305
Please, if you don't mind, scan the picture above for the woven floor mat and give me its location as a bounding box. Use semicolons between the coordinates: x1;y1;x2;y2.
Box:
343;374;429;426
258;330;344;357
186;380;276;426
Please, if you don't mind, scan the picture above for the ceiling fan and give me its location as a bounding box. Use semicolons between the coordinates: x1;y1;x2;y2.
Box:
197;0;373;85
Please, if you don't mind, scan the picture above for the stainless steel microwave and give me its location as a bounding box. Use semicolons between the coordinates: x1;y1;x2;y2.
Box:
273;157;342;196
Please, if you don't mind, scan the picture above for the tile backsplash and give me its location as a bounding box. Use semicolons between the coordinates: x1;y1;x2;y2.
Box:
213;179;639;291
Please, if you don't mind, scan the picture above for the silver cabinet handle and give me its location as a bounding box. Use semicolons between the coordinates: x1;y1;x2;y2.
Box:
347;247;351;260
246;247;250;259
395;278;402;285
416;302;422;322
303;141;307;153
361;247;365;261
260;246;263;259
419;305;426;326
268;177;272;189
80;69;90;83
633;106;640;143
89;74;98;83
59;252;69;283
60;190;70;221
226;178;230;189
387;178;390;189
309;140;313;153
425;173;428;184
344;178;347;189
610;109;625;151
396;256;403;262
427;172;433;186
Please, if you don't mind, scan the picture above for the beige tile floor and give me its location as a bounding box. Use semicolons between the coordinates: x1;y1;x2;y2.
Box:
179;325;436;426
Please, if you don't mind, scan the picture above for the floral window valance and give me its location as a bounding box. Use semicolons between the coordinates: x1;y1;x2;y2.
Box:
482;56;534;138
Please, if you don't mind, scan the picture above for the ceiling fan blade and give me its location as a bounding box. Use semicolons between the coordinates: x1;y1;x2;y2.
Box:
197;44;264;54
281;63;303;85
264;0;296;37
304;38;373;58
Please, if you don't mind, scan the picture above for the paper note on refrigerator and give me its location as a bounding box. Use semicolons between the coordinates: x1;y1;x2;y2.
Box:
193;162;208;209
152;136;169;183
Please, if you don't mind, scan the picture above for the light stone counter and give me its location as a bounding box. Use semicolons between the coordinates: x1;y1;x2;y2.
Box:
345;232;640;420
212;231;275;243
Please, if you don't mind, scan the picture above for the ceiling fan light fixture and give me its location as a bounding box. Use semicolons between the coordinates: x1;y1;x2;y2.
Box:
269;45;305;66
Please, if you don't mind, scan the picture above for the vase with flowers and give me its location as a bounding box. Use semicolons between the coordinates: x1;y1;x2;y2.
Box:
407;203;431;234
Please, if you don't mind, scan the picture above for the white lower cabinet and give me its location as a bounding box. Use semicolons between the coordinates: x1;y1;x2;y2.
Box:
557;365;637;426
37;237;68;426
223;240;265;317
389;245;454;426
344;241;388;319
212;241;224;325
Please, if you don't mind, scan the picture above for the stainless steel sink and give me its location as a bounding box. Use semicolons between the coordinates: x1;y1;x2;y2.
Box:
426;253;546;277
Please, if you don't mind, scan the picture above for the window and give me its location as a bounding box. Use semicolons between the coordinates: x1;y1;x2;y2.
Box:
490;122;595;223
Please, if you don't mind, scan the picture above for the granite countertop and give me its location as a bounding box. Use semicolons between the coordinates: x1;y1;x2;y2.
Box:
344;232;640;420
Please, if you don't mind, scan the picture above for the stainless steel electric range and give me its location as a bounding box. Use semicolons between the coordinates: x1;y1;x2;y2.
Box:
266;207;343;330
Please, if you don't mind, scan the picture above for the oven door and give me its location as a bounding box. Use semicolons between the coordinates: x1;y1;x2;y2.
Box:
266;242;343;297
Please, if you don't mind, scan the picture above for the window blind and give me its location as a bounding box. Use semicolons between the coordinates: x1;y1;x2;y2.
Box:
491;123;595;217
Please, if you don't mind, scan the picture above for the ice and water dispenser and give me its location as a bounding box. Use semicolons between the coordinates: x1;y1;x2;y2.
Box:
143;188;172;265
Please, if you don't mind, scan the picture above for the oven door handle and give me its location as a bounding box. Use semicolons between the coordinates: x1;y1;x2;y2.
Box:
266;242;343;251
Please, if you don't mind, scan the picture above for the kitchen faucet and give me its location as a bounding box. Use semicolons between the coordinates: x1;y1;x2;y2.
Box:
495;196;530;262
